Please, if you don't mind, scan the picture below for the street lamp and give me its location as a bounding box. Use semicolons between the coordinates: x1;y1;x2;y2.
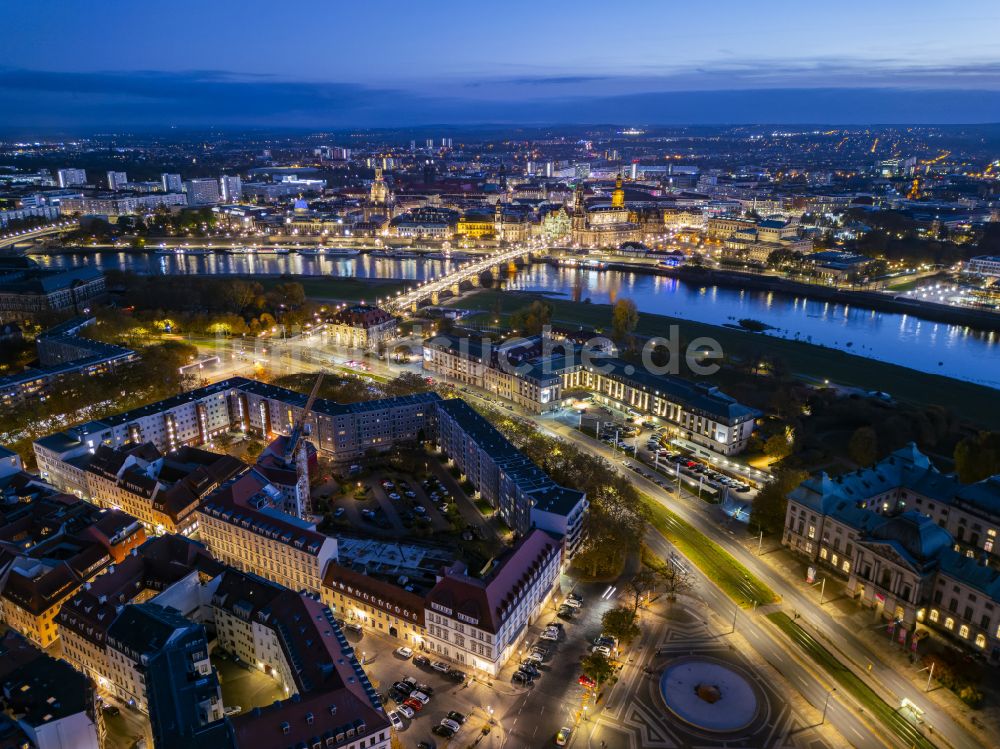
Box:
822;687;837;724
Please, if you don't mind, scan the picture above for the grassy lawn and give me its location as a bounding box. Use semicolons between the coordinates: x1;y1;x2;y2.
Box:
641;493;778;607
767;612;937;749
452;289;1000;428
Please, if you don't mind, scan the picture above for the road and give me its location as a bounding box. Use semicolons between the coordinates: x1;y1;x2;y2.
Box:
0;221;78;248
532;417;971;749
185;333;973;749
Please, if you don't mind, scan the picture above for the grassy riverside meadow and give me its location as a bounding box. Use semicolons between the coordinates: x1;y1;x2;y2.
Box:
450;289;1000;429
642;493;778;607
767;612;937;749
239;275;409;302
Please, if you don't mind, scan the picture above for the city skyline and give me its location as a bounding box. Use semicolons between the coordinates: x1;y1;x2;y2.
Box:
3;0;1000;127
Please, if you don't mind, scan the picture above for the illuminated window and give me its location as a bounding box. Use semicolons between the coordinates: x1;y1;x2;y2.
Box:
832;554;839;566
975;634;986;649
807;526;816;540
819;548;828;560
842;560;851;573
959;624;970;639
945;617;955;630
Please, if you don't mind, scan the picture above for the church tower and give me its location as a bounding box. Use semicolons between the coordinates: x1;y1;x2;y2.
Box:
611;174;625;208
571;182;587;237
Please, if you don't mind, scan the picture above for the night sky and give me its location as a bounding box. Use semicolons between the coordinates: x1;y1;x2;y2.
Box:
3;0;1000;128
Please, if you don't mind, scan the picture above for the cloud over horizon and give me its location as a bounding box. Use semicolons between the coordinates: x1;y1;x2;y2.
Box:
3;67;1000;130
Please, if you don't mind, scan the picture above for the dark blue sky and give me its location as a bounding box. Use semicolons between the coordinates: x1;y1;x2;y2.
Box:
2;0;1000;128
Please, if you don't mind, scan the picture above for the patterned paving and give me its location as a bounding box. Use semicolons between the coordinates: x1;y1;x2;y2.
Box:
584;603;834;749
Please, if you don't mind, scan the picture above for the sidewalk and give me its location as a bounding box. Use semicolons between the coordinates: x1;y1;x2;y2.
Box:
729;519;1000;746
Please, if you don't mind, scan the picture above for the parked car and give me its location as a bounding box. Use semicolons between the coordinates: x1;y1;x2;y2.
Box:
578;674;596;689
447;711;467;725
224;705;242;717
556;726;572;746
561;597;582;609
433;724;456;738
394;646;413;659
439;718;462;733
344;622;363;635
396;704;415;720
431;660;450;673
332;507;346;519
393;681;414;696
408;690;430;705
403;698;424;712
446;669;467;683
388;711;405;730
539;630;559;642
101;705;121;717
591;645;612;657
415;682;434;696
512;671;532;685
413;655;431;668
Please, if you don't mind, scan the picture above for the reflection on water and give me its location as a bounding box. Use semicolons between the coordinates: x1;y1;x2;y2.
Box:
34;251;1000;388
507;265;1000;388
32;250;459;280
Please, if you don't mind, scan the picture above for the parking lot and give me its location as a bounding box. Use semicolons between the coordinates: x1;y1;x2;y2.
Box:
328;471;465;537
342;576;627;747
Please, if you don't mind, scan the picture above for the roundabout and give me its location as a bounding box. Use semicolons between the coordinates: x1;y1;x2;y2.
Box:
659;656;760;733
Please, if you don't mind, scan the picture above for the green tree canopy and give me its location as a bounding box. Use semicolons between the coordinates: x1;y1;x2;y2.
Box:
580;651;615;687
600;606;640;646
610;298;639;342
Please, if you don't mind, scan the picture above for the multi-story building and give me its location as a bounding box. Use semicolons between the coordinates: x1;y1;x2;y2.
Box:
323;529;561;678
423;334;760;455
0;317;136;406
0;257;106;318
326;304;397;351
569;178;641;247
84;443;245;536
423;529;561;676
0;630;100;749
57;534;223;692
965;255;1000;278
35;379;441;495
435;398;588;553
104;603;222;719
219;175;243;203
161;173;183;193
59;193;187;216
783;444;1000;662
225;591;390;749
0;490;145;647
184;178;222;206
56;168;87;188
106;171;128;191
196;468;337;594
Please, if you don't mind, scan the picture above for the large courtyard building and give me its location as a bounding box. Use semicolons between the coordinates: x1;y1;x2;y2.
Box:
34;377;441;495
323;529;562;677
783;444;1000;662
423;334;760;455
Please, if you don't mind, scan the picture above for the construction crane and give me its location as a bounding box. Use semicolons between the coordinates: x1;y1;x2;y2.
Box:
283;373;324;463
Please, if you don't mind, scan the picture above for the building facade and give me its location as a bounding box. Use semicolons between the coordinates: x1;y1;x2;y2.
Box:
783;444;1000;662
